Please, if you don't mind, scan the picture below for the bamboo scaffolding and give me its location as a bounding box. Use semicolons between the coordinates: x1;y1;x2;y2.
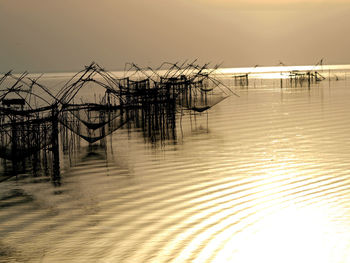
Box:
0;61;233;179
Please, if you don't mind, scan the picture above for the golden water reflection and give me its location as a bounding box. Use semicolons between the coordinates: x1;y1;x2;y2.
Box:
215;204;350;263
2;75;350;262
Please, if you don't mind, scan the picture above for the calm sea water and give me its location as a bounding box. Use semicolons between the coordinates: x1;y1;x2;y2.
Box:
1;66;350;262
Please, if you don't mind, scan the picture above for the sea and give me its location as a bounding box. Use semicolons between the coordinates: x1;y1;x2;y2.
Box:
1;64;350;262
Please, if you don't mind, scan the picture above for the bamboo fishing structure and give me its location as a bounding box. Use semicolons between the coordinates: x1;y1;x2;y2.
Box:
0;61;235;180
233;74;249;87
288;70;325;88
283;59;326;88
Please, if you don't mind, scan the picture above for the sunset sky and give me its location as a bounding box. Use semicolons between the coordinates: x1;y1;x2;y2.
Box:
1;0;350;72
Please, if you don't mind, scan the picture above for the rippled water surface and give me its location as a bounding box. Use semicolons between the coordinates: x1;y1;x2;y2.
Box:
2;73;350;262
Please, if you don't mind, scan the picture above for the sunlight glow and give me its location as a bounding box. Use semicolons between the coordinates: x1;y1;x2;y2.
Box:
215;64;350;79
213;205;350;263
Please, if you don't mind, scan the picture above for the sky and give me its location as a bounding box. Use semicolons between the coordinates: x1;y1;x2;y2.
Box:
0;0;350;73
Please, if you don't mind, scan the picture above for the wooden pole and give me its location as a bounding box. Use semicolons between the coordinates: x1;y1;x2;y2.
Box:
51;105;60;185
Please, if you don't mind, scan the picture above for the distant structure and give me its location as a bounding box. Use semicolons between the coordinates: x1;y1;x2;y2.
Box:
233;74;249;87
287;70;325;88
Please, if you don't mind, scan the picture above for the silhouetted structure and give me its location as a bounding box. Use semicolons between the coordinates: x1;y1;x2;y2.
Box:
287;70;325;88
0;61;233;181
233;74;249;87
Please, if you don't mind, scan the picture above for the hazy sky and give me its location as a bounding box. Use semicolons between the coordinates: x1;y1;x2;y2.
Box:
1;0;350;72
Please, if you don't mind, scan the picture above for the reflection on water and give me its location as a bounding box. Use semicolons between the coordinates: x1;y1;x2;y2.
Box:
2;69;350;262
